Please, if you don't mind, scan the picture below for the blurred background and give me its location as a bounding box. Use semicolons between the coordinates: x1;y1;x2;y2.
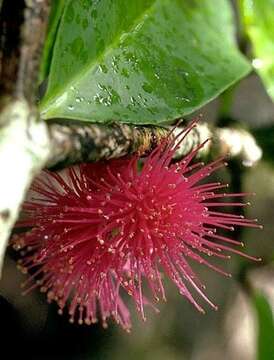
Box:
1;1;274;359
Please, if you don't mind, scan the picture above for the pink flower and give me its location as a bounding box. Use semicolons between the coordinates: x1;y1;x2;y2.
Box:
13;121;260;331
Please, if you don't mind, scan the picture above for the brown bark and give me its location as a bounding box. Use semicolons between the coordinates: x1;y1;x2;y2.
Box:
47;121;169;169
46;120;262;170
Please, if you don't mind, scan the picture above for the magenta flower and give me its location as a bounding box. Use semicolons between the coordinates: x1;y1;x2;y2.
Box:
13;121;260;331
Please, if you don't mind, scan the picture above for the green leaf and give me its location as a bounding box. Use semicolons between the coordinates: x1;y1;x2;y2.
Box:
240;0;274;101
39;0;66;83
252;292;274;360
40;0;251;125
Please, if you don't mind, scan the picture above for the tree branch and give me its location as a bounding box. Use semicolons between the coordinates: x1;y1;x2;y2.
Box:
46;120;262;170
17;0;50;102
47;121;169;169
0;0;51;276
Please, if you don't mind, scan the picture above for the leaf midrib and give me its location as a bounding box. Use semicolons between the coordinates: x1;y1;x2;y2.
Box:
40;0;158;115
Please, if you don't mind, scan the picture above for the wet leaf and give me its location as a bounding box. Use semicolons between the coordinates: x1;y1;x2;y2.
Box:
253;292;274;360
40;0;251;125
240;0;274;101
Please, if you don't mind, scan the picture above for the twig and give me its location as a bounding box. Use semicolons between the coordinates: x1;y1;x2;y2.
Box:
46;120;262;170
47;121;168;169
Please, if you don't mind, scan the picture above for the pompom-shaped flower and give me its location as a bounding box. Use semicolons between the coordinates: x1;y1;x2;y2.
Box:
13;122;260;331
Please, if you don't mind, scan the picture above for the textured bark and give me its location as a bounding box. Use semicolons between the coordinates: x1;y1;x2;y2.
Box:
47;121;169;169
46;120;262;170
17;0;50;102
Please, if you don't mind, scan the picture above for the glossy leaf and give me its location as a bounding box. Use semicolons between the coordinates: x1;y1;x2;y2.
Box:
253;292;274;360
240;0;274;101
40;0;251;125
